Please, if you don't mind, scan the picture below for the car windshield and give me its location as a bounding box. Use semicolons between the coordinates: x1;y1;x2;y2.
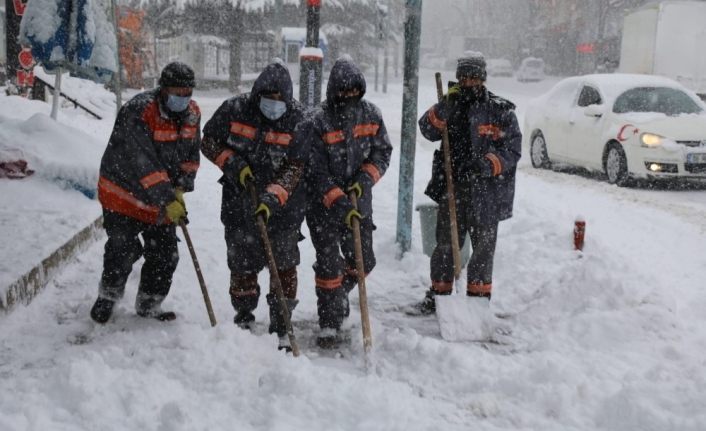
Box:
613;87;703;115
525;60;543;68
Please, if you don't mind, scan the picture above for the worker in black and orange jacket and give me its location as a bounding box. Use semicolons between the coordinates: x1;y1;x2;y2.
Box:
415;53;521;315
90;62;201;324
201;61;307;352
304;56;392;348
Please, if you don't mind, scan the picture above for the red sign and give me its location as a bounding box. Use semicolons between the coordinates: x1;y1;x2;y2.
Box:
16;70;35;87
576;43;595;54
18;48;35;69
307;0;321;6
13;0;28;16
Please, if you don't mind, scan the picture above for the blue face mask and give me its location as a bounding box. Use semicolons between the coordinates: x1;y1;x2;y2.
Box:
259;97;287;121
166;94;191;113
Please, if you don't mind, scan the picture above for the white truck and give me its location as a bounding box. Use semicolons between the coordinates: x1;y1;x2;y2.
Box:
619;1;706;99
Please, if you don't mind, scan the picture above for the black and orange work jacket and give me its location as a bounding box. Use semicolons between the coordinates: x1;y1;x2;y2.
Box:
98;89;201;224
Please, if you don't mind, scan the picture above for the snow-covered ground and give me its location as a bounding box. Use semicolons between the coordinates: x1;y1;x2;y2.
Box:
2;70;706;430
0;78;114;289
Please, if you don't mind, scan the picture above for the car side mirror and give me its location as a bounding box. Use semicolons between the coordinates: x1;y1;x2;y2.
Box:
584;104;604;117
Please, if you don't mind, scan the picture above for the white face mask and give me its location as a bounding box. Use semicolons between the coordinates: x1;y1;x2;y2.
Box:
166;94;191;112
259;97;287;121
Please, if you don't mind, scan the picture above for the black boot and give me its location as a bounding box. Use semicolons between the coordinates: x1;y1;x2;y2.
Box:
230;273;260;329
90;297;115;324
267;293;298;346
135;293;176;321
316;287;347;332
233;311;254;328
316;327;342;349
414;289;443;316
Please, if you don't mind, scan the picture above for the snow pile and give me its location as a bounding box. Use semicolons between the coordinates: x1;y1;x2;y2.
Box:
34;68;117;118
0;111;104;196
0;84;113;289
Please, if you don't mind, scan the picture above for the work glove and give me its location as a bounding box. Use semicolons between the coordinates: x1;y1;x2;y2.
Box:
254;192;280;223
347;171;375;199
332;197;362;230
446;83;461;101
165;200;187;224
347;182;363;199
239;165;254;188
468;158;493;177
344;208;363;230
174;188;185;206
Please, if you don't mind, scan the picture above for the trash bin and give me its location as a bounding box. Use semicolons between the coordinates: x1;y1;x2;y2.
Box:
416;203;471;266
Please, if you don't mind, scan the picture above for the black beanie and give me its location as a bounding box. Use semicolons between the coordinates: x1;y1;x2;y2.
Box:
159;62;196;88
456;54;487;81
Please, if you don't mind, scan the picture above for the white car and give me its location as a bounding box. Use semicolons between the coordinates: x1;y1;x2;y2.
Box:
516;57;545;82
486;58;513;77
525;74;706;185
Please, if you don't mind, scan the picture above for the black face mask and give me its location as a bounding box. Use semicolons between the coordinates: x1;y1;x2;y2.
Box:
458;85;485;103
332;95;360;113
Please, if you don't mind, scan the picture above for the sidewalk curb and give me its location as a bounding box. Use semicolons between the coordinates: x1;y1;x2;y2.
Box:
1;216;104;313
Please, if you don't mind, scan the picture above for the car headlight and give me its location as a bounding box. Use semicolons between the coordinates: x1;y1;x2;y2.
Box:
641;133;664;148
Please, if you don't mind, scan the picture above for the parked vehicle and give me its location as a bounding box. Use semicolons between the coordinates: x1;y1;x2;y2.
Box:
619;1;706;100
525;74;706;185
516;57;544;82
486;58;513;77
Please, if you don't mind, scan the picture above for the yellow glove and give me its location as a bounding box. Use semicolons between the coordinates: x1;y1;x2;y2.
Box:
346;182;363;199
255;202;271;223
344;208;362;230
165;200;187;224
174;188;185;206
446;84;461;101
239;165;254;188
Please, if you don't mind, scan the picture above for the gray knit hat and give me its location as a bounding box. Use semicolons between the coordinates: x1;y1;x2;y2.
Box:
456;52;487;81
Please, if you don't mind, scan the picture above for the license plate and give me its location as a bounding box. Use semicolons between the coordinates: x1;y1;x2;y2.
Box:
687;153;706;163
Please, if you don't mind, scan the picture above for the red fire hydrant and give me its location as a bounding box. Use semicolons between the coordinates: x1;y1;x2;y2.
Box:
574;217;586;251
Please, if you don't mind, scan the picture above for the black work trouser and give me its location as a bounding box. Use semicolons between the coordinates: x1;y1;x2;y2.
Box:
225;224;301;314
99;210;179;310
308;213;376;330
430;196;498;293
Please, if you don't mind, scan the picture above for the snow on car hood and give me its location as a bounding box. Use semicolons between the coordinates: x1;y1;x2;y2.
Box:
616;112;706;140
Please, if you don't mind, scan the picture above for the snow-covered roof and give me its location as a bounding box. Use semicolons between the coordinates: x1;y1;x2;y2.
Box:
280;27;328;43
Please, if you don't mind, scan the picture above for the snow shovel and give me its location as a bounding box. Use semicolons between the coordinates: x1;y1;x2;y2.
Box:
435;294;495;342
247;182;300;357
435;72;463;280
349;190;373;355
179;221;217;327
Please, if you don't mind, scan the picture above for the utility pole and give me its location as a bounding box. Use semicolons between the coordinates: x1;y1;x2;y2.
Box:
395;0;422;256
299;0;323;109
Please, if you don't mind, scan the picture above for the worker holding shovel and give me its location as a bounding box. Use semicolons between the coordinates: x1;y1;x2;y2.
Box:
415;53;522;314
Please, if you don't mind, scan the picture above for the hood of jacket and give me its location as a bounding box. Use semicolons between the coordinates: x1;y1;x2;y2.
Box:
249;61;294;107
325;57;367;106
